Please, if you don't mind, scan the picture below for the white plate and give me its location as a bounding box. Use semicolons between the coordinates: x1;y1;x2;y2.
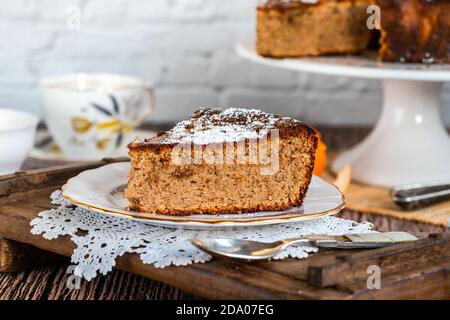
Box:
62;162;345;229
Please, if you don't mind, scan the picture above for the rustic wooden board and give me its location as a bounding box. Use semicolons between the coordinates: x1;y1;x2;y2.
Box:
1;161;450;299
0;238;65;272
322;169;450;230
0;263;197;300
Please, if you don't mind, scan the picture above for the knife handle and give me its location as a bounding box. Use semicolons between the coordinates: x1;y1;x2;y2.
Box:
315;232;418;249
390;181;450;210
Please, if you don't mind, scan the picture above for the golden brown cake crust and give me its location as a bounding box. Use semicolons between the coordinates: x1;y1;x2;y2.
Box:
126;108;318;216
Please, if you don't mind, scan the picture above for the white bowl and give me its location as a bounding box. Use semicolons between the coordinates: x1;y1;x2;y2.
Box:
0;108;39;175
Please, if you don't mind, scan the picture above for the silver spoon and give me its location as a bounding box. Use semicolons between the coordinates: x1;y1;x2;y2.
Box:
191;232;418;261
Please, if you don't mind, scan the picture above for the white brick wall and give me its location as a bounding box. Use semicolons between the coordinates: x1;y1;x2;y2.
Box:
0;0;449;126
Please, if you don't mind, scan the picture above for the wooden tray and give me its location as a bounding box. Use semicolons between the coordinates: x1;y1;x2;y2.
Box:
1;160;450;299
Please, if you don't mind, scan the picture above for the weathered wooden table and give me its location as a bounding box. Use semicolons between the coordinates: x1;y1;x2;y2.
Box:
0;126;448;300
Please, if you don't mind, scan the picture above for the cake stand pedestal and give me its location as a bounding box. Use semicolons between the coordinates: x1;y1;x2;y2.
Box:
236;42;450;187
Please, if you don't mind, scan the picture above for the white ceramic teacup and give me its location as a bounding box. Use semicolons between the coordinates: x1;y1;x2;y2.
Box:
0;108;39;175
39;73;155;160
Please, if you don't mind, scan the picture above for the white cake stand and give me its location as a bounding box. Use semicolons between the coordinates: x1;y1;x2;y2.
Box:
236;42;450;187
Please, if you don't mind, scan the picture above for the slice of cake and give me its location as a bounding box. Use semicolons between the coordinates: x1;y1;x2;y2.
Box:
125;108;317;216
256;0;373;58
378;0;450;63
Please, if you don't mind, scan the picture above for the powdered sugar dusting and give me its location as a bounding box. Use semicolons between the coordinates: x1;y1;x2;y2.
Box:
145;108;287;145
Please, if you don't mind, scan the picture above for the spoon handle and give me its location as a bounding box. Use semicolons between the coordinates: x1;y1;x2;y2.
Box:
280;235;338;249
280;232;418;250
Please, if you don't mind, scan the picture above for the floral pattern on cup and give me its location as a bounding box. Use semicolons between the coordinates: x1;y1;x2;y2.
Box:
71;94;133;150
40;73;155;161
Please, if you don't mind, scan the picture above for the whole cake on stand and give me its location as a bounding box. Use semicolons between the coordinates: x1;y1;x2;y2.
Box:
257;0;449;63
238;0;450;187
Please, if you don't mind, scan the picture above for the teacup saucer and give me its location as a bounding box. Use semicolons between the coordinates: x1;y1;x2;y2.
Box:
30;128;156;162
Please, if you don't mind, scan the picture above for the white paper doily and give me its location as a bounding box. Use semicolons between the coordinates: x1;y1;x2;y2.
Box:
30;191;374;281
